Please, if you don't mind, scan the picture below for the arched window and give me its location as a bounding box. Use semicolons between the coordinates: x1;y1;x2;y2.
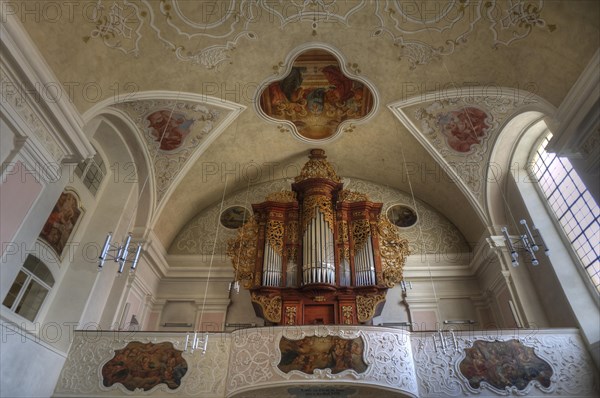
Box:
74;151;106;196
2;255;55;322
530;133;600;292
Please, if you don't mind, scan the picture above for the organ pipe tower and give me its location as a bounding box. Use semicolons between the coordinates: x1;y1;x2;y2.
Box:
227;149;410;325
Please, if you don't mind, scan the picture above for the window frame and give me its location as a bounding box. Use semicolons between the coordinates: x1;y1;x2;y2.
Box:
528;133;600;294
75;150;107;197
2;255;55;322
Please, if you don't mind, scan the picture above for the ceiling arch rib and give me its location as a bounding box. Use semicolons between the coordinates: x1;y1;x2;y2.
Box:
388;87;556;227
82;91;246;227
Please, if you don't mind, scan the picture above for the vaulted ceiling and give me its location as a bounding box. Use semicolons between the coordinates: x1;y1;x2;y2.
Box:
19;0;600;249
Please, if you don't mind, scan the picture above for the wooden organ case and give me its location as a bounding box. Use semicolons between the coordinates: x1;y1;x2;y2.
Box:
227;149;410;325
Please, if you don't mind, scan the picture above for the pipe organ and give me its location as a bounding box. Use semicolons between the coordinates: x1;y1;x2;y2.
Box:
303;209;335;285
228;149;410;325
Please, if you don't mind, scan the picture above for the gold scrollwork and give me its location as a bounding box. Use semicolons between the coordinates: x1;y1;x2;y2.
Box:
286;246;297;263
302;195;334;234
338;220;349;243
339;189;370;202
287;220;299;244
339;246;350;260
338;220;350;260
356;294;385;323
352;219;371;254
254;272;262;286
377;216;411;288
342;305;353;324
251;293;282;323
266;220;285;255
285;307;297;325
227;216;259;288
266;190;297;203
294;149;341;183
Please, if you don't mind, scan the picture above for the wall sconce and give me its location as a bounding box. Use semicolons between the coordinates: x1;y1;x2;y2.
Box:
98;233;142;273
501;219;549;266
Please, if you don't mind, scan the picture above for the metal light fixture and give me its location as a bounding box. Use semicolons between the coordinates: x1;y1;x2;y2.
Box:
98;233;142;273
184;332;208;355
443;319;475;325
501;219;549;267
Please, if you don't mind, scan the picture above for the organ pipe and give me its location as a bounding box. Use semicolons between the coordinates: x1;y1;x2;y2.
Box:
262;240;282;287
227;149;410;325
353;233;376;286
302;209;334;285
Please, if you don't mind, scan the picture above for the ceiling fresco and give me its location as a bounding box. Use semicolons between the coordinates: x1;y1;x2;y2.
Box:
83;0;555;70
112;98;242;205
16;0;599;248
389;87;553;221
258;49;375;141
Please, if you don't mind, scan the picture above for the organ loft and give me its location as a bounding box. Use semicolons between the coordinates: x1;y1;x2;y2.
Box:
227;149;410;325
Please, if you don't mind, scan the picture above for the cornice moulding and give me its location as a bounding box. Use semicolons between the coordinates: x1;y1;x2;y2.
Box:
1;15;94;162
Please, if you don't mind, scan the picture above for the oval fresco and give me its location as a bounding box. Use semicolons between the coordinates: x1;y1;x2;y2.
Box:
278;336;367;374
102;341;187;391
459;339;553;392
259;49;374;141
220;206;251;229
387;204;418;228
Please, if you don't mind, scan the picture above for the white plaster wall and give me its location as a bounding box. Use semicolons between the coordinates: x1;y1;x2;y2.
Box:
50;328;598;398
373;285;410;326
506;174;576;327
0;160;43;256
53;331;231;397
0;320;67;398
508;166;600;366
0;162;66;307
78;176;138;329
160;301;196;329
0;115;17;165
43;180;138;350
412;328;598;397
98;253;160;330
0;43;97;398
224;288;265;329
